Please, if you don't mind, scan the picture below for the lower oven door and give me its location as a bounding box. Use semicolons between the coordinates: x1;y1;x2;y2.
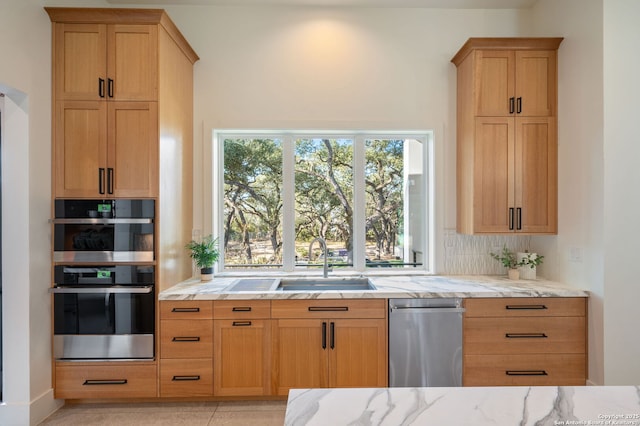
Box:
52;285;155;360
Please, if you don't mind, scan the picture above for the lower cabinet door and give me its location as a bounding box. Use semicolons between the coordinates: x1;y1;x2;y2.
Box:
329;319;388;388
55;362;157;399
160;358;213;397
213;319;271;396
464;354;586;386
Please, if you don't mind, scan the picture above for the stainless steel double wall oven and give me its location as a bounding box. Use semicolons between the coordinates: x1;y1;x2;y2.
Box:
51;199;155;360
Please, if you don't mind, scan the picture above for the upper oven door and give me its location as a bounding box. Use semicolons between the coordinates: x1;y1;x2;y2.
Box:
53;219;154;262
53;199;155;263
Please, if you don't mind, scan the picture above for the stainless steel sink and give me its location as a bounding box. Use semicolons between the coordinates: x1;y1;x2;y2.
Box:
225;278;280;292
276;277;376;292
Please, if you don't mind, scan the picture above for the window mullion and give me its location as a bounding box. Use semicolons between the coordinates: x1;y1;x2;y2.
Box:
353;137;366;271
282;136;295;272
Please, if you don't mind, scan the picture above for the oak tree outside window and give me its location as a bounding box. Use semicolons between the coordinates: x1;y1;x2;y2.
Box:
215;131;432;273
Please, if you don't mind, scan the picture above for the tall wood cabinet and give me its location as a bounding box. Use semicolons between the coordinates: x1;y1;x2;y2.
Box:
47;7;198;399
452;38;562;235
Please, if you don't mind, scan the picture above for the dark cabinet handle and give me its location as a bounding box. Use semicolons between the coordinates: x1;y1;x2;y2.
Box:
232;307;251;312
330;322;335;349
509;207;514;230
506;370;548;376
108;78;114;98
83;379;127;385
172;307;200;313
321;322;327;349
516;97;522;114
232;321;252;327
172;375;200;381
172;336;200;342
505;333;548;339
505;304;548;310
308;306;348;312
98;78;106;98
509;97;515;114
516;207;522;230
98;168;106;194
107;168;114;194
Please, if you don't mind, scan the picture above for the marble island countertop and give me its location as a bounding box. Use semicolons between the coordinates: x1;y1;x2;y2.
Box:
159;274;588;300
285;386;640;426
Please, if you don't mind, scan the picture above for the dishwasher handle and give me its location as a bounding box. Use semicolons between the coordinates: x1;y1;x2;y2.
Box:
389;306;465;314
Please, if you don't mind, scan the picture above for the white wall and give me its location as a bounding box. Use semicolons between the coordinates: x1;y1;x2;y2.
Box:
162;5;529;272
602;0;640;385
529;0;606;385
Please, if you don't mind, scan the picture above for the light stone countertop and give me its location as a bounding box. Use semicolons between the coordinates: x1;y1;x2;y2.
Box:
285;386;640;426
159;274;588;300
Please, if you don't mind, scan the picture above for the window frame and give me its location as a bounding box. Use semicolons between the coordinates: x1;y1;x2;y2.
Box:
213;130;434;275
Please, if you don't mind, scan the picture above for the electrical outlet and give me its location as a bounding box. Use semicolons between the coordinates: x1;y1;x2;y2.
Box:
569;247;583;263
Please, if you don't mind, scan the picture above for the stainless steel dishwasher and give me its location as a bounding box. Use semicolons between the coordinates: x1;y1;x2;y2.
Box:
388;298;465;387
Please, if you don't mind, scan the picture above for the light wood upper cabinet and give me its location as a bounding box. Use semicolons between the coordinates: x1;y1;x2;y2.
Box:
54;100;158;198
53;23;158;101
452;38;562;235
474;50;557;117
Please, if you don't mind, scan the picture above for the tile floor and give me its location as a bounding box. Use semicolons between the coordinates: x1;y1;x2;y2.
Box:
38;400;288;426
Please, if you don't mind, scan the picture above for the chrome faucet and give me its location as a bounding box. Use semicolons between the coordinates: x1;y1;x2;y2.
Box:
309;237;331;278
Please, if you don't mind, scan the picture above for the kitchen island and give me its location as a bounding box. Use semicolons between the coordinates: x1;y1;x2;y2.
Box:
285;386;640;426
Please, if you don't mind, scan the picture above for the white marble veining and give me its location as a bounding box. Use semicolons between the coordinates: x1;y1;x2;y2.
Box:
285;386;640;426
159;275;588;300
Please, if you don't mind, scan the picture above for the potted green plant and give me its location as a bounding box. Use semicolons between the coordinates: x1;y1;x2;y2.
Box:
490;246;544;280
185;234;219;281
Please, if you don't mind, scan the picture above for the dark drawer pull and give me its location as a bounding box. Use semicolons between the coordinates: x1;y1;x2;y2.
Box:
505;370;548;376
232;307;252;312
83;379;127;386
505;304;548;310
233;321;252;327
172;307;200;313
308;306;349;312
172;336;201;342
505;333;548;339
172;375;201;381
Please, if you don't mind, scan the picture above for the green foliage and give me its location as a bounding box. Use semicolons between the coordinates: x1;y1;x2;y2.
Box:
490;245;544;269
185;234;219;269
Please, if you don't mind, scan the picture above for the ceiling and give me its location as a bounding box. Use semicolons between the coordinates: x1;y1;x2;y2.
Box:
106;0;538;8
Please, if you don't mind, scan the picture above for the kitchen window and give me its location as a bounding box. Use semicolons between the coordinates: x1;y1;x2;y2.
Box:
214;131;433;273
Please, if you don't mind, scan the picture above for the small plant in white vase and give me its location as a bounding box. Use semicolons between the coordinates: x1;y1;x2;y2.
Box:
517;251;544;280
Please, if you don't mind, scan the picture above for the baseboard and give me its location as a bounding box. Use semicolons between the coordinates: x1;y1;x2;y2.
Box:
30;388;64;426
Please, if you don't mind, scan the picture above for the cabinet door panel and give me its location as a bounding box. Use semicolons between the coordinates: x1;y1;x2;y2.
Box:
54;23;107;101
107;102;158;197
54;101;107;197
214;319;271;396
474;50;515;116
473;117;515;233
515;50;557;117
272;319;327;396
108;25;158;101
515;117;557;233
329;319;387;388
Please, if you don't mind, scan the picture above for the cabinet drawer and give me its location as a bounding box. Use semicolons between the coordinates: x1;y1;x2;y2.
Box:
160;300;213;319
464;316;585;354
160;319;213;358
160;358;213;397
464;354;586;386
272;299;386;319
54;362;157;399
464;297;586;318
214;300;271;319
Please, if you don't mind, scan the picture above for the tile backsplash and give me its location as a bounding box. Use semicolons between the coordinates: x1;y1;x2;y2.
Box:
443;229;531;275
